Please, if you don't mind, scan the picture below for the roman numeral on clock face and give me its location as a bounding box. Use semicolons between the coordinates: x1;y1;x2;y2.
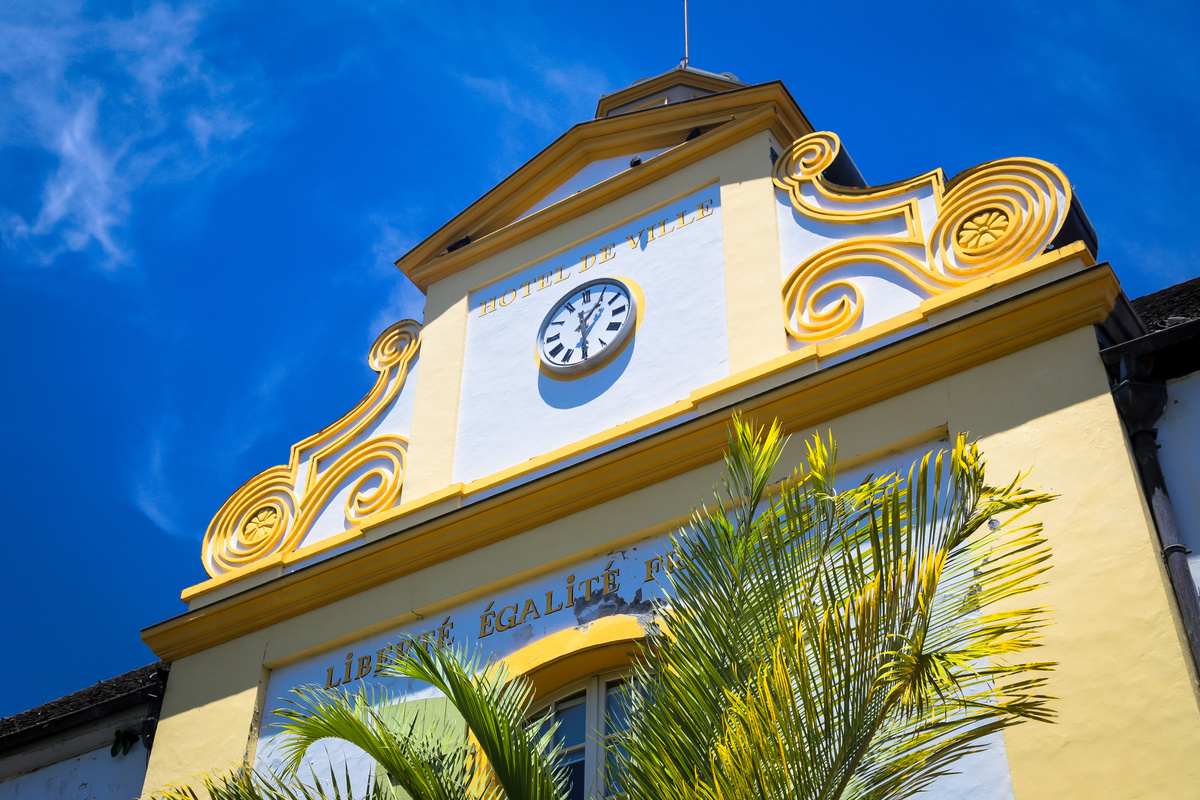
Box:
537;278;635;374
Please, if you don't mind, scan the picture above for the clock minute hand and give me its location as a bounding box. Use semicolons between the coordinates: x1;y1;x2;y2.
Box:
576;310;590;359
578;295;609;352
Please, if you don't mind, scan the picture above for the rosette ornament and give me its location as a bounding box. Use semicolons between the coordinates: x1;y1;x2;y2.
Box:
202;320;421;576
773;132;1072;343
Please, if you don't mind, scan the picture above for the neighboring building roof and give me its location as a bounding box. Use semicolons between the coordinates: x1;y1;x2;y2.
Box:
0;663;168;753
1132;275;1200;330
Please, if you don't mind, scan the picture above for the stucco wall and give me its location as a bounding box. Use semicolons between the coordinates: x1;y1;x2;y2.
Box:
1157;369;1200;592
0;743;147;800
143;325;1200;799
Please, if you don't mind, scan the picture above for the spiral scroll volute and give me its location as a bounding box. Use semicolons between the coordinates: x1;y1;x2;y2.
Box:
929;158;1070;281
204;466;298;575
772;132;843;206
370;319;421;373
325;436;408;525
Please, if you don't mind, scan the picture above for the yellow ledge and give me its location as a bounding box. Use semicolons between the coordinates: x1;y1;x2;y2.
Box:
147;254;1119;661
178;242;1099;604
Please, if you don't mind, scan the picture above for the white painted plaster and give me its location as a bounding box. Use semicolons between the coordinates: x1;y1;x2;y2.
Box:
453;188;728;485
0;742;147;800
295;357;419;551
516;149;671;221
1156;370;1200;589
462;410;698;505
776;189;931;353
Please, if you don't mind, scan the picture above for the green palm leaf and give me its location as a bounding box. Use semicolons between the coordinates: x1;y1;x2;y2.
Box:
611;415;1055;800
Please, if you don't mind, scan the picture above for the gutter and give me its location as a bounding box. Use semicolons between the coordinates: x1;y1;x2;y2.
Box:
1102;317;1200;679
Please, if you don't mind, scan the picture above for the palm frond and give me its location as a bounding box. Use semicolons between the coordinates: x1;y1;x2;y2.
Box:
612;415;1056;800
375;641;566;800
271;641;564;800
149;761;378;800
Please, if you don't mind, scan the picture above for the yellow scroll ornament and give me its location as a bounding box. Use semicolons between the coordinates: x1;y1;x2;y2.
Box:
773;132;1071;342
202;319;421;576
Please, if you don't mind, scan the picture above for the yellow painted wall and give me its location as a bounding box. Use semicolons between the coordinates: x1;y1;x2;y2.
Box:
140;636;266;796
399;284;469;502
141;323;1200;799
716;134;788;373
956;328;1200;798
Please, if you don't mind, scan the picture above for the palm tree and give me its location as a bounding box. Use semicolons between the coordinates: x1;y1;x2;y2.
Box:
153;417;1055;800
613;419;1055;800
153;643;567;800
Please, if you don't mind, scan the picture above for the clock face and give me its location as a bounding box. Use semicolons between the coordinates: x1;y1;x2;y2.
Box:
537;278;637;374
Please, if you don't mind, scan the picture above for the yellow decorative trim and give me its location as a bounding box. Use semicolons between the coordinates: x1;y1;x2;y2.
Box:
398;83;812;291
182;244;1095;603
152;260;1118;657
497;614;648;702
201;320;421;576
773;131;1072;342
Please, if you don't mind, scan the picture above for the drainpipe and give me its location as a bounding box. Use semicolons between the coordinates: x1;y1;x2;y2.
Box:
1111;352;1200;677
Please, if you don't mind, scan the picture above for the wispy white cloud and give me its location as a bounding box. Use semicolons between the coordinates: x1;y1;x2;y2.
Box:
456;53;611;179
131;356;302;540
366;212;424;341
0;1;255;268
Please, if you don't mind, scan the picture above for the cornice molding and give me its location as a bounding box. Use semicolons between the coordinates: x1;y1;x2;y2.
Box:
396;82;812;291
594;69;747;118
143;258;1120;662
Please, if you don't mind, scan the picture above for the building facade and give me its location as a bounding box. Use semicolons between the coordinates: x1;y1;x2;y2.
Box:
132;68;1200;799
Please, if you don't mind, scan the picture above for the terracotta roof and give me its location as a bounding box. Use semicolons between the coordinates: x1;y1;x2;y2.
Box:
1132;275;1200;330
0;663;167;752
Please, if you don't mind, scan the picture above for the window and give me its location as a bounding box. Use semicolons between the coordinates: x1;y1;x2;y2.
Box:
533;671;633;800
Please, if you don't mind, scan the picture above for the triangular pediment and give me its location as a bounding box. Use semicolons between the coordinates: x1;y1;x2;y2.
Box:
395;81;813;291
511;146;673;221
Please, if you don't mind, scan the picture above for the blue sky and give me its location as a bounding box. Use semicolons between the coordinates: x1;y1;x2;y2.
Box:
1;0;1197;717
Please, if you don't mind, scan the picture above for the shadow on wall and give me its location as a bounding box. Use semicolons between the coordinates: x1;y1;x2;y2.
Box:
537;336;636;409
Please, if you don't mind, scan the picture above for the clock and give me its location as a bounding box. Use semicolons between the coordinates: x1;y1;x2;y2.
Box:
536;277;638;375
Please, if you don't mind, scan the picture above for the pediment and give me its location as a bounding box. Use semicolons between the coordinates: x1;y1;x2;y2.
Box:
512;146;672;221
395;81;813;291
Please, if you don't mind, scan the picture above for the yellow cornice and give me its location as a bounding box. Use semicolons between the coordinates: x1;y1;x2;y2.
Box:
145;253;1119;662
397;83;811;292
593;70;747;118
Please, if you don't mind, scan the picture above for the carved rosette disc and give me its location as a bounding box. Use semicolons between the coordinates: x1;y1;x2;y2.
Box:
241;506;280;542
957;209;1011;251
930;159;1067;279
204;467;298;574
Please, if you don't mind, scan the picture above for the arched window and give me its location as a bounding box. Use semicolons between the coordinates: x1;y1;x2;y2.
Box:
532;670;632;800
498;615;648;800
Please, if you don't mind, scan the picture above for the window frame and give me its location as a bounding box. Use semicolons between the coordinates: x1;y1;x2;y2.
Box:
531;668;629;800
